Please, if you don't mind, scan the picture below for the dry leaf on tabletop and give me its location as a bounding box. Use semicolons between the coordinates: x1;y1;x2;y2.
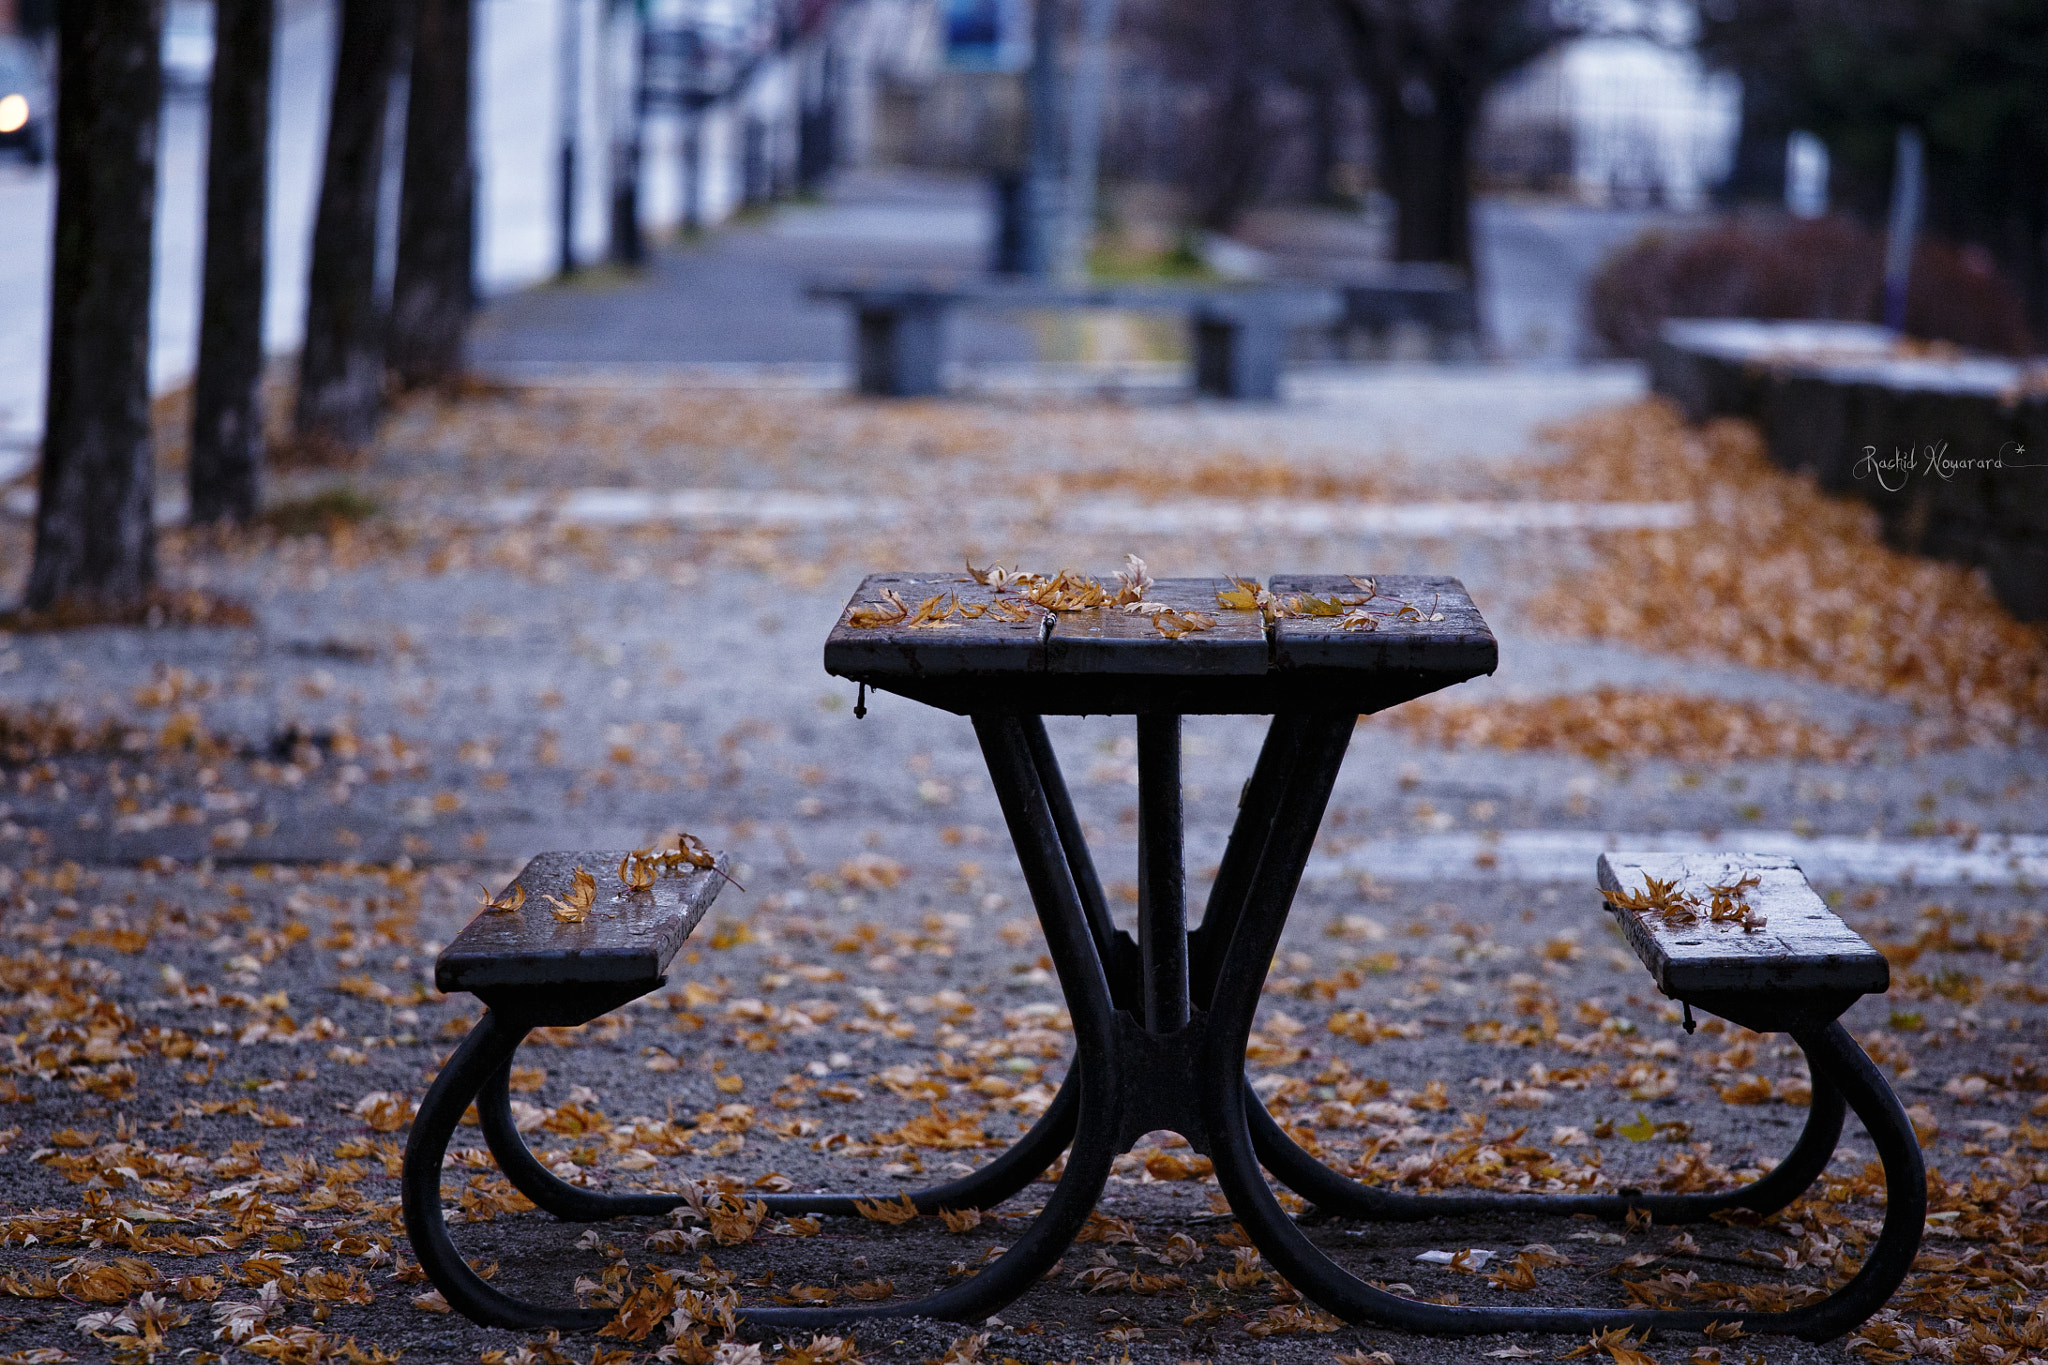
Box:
545;867;598;924
1152;609;1216;640
618;851;657;893
478;884;526;915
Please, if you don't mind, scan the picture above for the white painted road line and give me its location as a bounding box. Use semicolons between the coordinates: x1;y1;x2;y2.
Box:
4;481;1691;539
1298;830;2048;887
482;488;872;526
472;489;1694;537
1059;498;1694;537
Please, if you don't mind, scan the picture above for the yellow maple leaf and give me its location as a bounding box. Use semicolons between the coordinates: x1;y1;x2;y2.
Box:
852;1193;920;1225
477;883;525;916
618;852;656;893
903;592;959;629
846;587;912;629
545;866;598;924
1153;608;1217;640
1214;577;1263;612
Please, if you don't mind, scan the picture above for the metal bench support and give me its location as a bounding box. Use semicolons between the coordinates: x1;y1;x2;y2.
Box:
406;711;1922;1341
855;297;951;397
1192;304;1286;400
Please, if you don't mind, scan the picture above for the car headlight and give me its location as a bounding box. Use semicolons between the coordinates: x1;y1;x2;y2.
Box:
0;94;28;135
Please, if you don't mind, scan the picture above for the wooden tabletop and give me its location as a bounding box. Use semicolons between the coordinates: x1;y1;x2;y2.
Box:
824;572;1495;715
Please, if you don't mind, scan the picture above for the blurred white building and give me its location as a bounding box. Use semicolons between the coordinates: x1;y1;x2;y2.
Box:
1482;33;1740;209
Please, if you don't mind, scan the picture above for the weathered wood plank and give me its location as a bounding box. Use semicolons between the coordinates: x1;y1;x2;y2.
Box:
436;850;723;994
824;571;1498;714
823;572;1051;678
1267;574;1496;676
1046;578;1267;676
1597;851;1888;1002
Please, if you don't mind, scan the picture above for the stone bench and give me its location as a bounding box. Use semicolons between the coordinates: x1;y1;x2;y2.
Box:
1323;262;1479;360
805;275;1340;400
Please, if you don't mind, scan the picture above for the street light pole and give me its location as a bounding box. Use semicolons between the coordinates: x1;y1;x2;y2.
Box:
559;0;581;275
608;0;645;267
1058;0;1115;281
1022;0;1062;278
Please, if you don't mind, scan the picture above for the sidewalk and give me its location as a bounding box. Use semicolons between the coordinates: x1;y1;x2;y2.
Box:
1;180;2045;1365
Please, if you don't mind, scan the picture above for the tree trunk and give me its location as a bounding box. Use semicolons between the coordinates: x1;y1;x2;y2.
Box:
1307;77;1343;204
295;0;406;455
26;0;164;612
1372;78;1474;269
190;0;275;525
389;0;474;391
1192;70;1267;231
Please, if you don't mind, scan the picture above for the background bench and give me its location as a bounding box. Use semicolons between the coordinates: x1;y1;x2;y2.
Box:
1322;262;1480;360
806;275;1340;400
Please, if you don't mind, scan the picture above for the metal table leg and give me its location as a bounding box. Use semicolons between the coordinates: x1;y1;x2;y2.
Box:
1190;715;1926;1339
1193;713;1853;1227
403;1009;615;1331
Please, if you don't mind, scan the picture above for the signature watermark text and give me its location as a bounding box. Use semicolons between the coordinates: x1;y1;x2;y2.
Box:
1853;441;2043;493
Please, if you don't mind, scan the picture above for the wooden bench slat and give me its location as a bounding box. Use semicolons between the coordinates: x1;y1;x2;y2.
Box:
436;851;724;994
1597;852;1888;1005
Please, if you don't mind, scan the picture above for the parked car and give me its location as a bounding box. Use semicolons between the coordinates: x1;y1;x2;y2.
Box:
163;0;216;93
0;36;47;164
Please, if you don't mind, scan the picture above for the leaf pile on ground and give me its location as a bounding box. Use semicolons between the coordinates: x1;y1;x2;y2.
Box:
1382;687;1890;765
0;851;2039;1362
1525;401;2048;746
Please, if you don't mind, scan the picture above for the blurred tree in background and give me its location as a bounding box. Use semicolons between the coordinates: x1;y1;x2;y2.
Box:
1123;0;1570;265
1324;0;1571;271
1122;0;1359;231
1701;0;2048;335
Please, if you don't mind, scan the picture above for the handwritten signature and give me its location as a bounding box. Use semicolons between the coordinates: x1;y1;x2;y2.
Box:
1852;441;2044;492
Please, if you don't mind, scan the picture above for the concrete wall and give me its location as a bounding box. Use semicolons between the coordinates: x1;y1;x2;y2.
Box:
1653;320;2048;623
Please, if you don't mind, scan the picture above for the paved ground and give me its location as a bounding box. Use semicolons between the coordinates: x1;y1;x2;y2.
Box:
3;159;2047;1363
2;354;2046;1362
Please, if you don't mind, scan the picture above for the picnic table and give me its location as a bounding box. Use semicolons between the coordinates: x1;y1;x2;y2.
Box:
808;571;1922;1339
403;568;1923;1342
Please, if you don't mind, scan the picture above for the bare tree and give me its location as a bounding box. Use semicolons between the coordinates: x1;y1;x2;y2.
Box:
1326;0;1568;268
1123;0;1358;231
295;0;407;455
190;0;276;525
389;0;475;390
26;1;164;612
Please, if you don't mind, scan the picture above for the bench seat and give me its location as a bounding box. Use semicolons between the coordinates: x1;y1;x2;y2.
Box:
1597;851;1888;1033
437;850;725;1025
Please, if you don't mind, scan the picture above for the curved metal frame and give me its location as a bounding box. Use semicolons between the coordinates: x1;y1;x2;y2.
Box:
404;709;1924;1342
472;1051;1082;1224
1246;1069;1849;1222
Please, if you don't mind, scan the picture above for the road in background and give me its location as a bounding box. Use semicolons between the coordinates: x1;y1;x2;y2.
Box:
0;0;1677;450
